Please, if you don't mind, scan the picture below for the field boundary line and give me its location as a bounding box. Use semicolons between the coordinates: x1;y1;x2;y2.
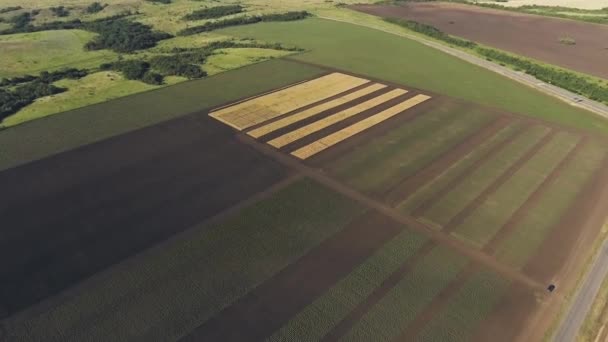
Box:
483;136;587;253
238;133;546;291
319;241;437;342
394;263;478;341
410;121;529;217
441;129;556;233
385;115;513;206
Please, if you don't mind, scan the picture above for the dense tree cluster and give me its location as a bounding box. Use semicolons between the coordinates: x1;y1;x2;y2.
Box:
85;2;107;14
0;12;132;35
84;19;172;53
477;48;608;104
149;56;207;79
9;13;34;30
0;68;88;87
0;6;22;14
183;5;243;21
101;60;165;85
384;17;477;48
178;11;310;36
50;6;70;17
0;82;66;120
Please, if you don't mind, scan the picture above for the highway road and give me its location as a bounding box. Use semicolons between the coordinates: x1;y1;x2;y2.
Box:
554;243;608;342
318;16;608;120
319;15;608;341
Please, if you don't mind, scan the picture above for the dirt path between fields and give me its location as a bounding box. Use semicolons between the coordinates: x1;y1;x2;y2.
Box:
483;136;587;253
384;115;513;206
442;129;556;232
409;120;529;217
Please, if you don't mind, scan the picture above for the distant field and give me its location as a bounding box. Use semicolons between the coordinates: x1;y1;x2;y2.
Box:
478;0;608;10
220;18;608;134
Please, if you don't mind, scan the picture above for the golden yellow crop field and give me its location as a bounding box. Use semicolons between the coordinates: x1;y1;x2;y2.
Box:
209;72;369;130
268;88;407;148
247;83;387;138
292;94;431;159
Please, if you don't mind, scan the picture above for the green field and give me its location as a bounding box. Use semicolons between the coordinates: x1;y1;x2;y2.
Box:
329;101;495;194
220;18;608;134
4;178;365;341
419;125;549;228
0;58;324;171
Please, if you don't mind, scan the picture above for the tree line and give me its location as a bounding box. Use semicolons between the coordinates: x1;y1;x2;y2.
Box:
384;17;477;48
178;11;310;36
183;5;244;21
0;6;21;14
0;68;88;87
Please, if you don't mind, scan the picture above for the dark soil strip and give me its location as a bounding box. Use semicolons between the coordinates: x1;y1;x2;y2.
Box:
483;137;588;254
257;86;396;143
410;122;529;218
384;115;513;206
319;241;437;342
243;81;379;135
441;129;556;233
394;263;478;341
179;212;413;342
470;283;541;342
523;152;608;283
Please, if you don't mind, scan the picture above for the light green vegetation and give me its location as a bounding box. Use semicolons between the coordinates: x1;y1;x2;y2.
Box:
397;120;524;213
2;71;157;127
0;59;325;171
417;270;510;342
329;101;495;194
5;178;365;341
269;228;427;342
0;29;116;77
579;252;608;342
341;247;468;341
221;18;608;134
421;125;549;228
496;140;607;268
452;131;580;247
203;47;293;75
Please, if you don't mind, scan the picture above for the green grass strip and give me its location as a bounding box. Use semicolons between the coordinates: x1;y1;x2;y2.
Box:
331;102;495;194
416;270;510;342
6;179;364;342
452;131;580;247
340;247;468;342
268;228;427;342
421;125;549;228
397;120;523;214
496;139;607;268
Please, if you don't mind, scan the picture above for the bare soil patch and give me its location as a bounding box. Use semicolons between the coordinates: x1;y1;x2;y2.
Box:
0;112;286;317
351;2;608;79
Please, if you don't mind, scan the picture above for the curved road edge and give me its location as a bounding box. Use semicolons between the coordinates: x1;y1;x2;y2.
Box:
316;15;608;120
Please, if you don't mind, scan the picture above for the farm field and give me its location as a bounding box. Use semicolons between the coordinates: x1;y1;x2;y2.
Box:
351;2;608;79
2;5;608;341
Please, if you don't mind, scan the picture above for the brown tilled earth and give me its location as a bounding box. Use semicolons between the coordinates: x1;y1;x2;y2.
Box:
350;2;608;79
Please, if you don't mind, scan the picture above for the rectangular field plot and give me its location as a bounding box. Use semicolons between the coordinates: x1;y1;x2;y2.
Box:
209;72;433;160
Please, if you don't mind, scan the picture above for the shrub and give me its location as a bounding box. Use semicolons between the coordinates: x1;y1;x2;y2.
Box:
183;5;243;20
141;72;164;85
50;6;70;17
86;2;107;14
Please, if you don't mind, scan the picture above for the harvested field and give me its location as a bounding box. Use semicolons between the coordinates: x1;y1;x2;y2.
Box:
210;72;369;130
0;113;286;316
351;2;608;79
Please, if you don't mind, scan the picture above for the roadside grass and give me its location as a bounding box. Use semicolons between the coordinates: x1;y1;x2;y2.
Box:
397;120;524;213
329;101;495;194
341;246;468;341
420;125;549;228
578;249;608;342
0;29;116;77
0;58;325;171
4;178;365;341
417;270;511;342
496;140;608;268
269;227;427;342
220;16;608;135
452;131;581;247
